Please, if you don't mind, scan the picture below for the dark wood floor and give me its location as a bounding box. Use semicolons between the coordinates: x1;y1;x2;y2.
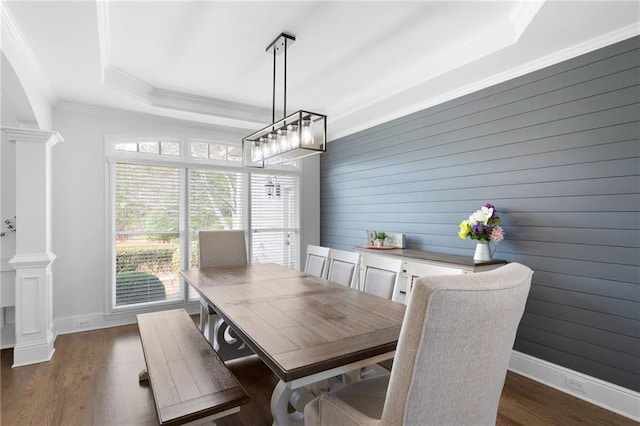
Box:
1;323;635;426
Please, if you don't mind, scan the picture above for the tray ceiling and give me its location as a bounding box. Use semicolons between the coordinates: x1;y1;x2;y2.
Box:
3;1;639;140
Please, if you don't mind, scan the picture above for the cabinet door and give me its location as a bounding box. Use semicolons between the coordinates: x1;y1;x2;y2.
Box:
403;262;462;303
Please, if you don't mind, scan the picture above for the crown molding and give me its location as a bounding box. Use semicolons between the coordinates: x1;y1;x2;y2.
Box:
102;65;270;127
149;86;272;123
329;23;640;141
0;1;56;104
55;101;252;139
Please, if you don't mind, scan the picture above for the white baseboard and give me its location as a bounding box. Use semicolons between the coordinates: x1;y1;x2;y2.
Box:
509;350;639;422
54;301;200;336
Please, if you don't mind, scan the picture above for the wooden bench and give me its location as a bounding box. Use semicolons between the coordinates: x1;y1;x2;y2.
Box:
137;309;249;425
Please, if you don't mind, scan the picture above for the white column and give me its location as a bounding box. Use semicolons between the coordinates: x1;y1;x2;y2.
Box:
2;127;63;367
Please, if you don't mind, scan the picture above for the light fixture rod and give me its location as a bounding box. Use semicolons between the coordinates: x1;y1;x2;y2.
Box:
284;36;287;117
266;33;295;124
272;46;276;124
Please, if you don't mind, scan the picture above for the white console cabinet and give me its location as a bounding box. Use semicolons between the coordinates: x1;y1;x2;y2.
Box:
355;247;506;304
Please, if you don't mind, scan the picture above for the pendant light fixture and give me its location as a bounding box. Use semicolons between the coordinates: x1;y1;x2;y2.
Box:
243;33;327;168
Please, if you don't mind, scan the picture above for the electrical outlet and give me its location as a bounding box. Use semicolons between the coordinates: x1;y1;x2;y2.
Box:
565;374;587;394
77;319;90;328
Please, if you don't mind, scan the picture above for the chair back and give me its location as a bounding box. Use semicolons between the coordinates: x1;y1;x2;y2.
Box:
361;256;403;301
382;263;533;425
198;230;247;268
304;245;331;278
326;249;361;288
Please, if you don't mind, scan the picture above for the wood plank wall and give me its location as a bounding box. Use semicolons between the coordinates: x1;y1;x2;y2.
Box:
320;36;640;391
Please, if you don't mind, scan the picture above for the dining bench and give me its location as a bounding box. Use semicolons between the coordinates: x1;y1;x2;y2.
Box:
136;309;249;425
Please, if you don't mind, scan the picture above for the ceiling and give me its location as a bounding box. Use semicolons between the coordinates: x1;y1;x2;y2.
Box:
3;1;639;141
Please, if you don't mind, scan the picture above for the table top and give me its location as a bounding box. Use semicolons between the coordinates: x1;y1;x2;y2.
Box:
355;246;507;269
182;263;406;383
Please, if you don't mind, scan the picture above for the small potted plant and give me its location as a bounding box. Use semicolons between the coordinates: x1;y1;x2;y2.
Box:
374;232;387;247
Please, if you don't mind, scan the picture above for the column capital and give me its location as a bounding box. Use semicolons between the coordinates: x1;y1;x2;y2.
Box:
9;252;56;269
1;127;63;146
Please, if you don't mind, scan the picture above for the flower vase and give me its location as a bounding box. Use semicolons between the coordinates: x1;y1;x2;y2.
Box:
473;241;491;262
375;239;384;247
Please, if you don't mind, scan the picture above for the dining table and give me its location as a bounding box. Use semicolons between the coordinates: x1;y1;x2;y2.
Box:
181;263;406;426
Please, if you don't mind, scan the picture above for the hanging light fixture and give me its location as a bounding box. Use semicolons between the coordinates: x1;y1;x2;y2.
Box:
243;33;327;168
264;175;281;198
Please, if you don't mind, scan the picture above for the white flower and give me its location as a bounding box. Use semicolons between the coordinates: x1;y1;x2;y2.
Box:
469;206;493;225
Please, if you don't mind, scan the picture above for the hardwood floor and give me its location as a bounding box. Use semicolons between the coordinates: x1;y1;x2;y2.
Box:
1;323;635;426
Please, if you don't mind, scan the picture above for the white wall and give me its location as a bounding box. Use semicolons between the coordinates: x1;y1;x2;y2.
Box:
51;104;320;329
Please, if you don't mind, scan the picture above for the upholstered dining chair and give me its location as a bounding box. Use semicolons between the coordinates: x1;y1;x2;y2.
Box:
197;230;247;344
360;256;403;301
304;262;533;426
305;245;331;278
326;249;361;288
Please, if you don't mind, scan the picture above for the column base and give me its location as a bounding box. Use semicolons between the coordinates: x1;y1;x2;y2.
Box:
12;334;55;367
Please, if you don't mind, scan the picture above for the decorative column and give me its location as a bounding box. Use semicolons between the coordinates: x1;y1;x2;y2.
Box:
2;127;63;367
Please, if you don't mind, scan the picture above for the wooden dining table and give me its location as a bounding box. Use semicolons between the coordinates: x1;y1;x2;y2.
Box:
181;263;406;426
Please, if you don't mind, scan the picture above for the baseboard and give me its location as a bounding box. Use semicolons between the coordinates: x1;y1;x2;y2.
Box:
54;301;201;336
509;350;639;422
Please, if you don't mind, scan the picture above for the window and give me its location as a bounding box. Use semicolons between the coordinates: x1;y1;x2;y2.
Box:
115;138;180;156
114;164;182;306
107;136;301;311
189;140;242;162
250;174;299;268
189;169;244;268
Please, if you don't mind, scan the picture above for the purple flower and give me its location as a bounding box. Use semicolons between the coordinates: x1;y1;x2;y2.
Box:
472;224;484;235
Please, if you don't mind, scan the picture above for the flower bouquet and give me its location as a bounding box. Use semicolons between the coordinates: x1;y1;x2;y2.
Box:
458;203;504;260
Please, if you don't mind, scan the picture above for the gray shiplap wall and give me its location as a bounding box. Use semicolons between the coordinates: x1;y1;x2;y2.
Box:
320;36;640;391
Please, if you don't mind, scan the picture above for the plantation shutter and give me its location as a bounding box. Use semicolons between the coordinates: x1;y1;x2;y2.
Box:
114;163;182;307
250;174;300;268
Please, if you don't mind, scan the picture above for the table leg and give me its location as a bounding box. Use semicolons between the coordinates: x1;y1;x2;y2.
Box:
213;318;254;361
270;380;316;426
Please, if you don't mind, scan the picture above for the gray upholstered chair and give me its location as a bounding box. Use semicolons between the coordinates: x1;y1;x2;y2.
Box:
326;249;361;288
305;262;533;426
360;256;403;301
198;229;247;269
197;230;247;344
305;245;331;278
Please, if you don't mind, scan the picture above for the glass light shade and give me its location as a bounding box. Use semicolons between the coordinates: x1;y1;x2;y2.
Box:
267;133;278;155
277;129;289;152
252;144;262;161
301;119;313;146
287;124;300;148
